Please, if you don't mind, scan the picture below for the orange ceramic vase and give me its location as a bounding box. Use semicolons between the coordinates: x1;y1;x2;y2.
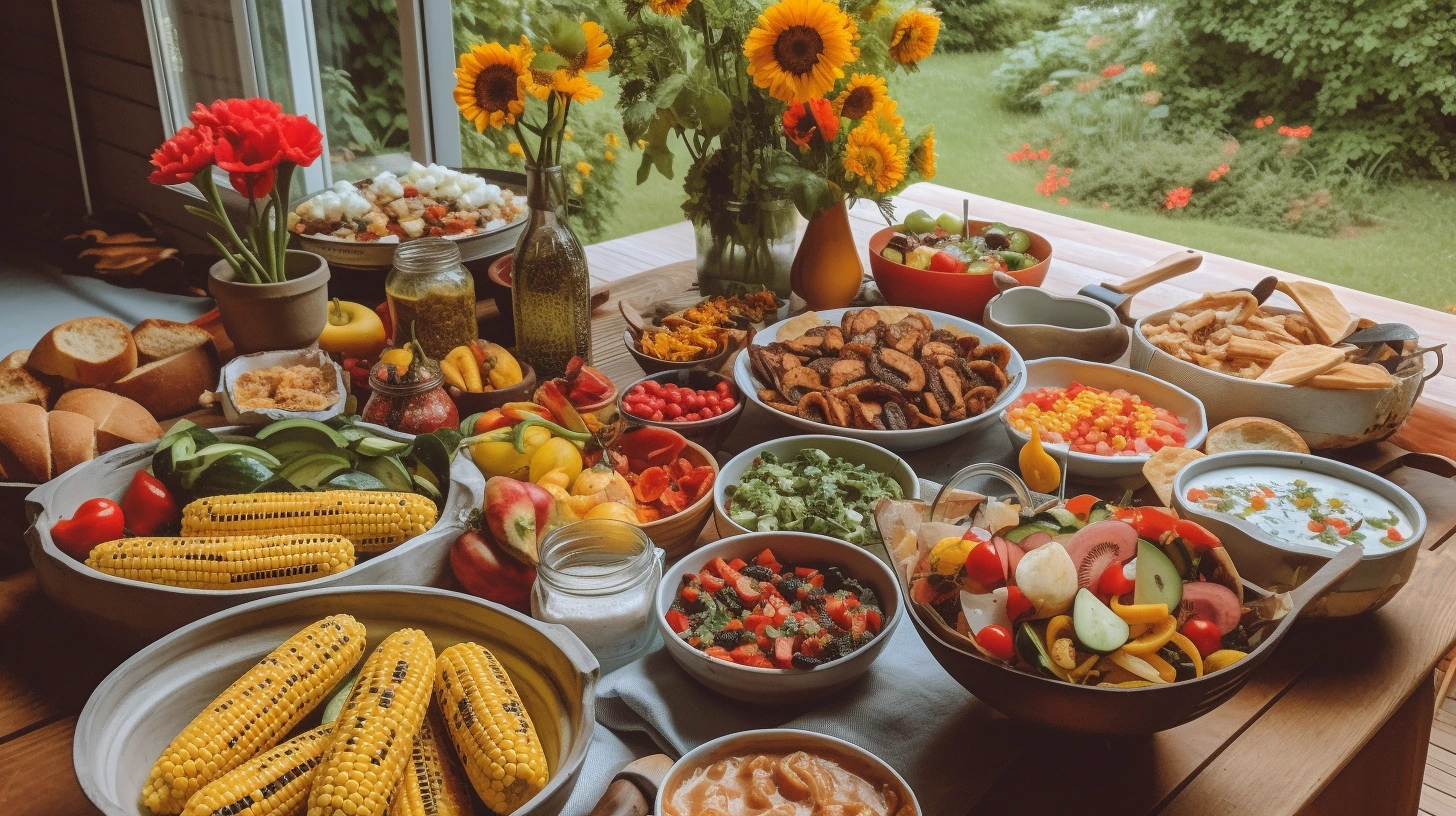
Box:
790;199;864;310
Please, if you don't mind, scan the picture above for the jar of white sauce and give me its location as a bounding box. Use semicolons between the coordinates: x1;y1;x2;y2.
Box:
531;520;664;672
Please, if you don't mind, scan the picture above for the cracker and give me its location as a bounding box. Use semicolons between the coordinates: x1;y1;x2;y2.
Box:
1255;344;1348;385
1305;362;1398;390
1226;336;1289;364
1276;280;1359;345
1143;446;1205;506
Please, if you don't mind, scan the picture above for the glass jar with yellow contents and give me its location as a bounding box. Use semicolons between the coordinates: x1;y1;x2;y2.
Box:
385;237;477;360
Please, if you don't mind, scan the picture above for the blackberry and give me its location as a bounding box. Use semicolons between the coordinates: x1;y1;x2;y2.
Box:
808;586;827;600
714;588;743;613
741;565;775;581
669;599;687;614
822;567;848;592
792;654;826;669
777;576;803;596
713;630;744;649
843;579;877;607
828;635;854;659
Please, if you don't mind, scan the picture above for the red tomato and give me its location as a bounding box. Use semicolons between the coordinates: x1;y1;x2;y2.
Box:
1098;562;1135;597
964;540;1004;587
1181;619;1222;658
977;624;1015;661
929;251;966;274
1174;519;1221;550
1004;586;1034;621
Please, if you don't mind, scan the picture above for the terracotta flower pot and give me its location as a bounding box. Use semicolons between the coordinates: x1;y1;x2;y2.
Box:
790;199;864;310
209;250;331;354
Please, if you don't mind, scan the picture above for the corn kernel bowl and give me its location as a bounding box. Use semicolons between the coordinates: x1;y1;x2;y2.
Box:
999;357;1208;484
24;423;485;643
74;585;597;816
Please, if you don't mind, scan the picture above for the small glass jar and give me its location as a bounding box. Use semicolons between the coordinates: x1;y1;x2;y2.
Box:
385;237;477;360
361;360;459;434
532;520;664;672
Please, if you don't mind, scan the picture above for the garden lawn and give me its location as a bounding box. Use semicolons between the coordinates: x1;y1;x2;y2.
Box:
597;53;1456;310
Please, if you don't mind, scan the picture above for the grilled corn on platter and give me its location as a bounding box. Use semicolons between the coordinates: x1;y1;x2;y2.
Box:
180;491;437;553
85;534;356;589
140;615;551;816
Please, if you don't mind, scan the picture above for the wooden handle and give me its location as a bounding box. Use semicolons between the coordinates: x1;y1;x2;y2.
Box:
1107;250;1203;296
619;300;652;335
1289;544;1364;614
587;754;675;816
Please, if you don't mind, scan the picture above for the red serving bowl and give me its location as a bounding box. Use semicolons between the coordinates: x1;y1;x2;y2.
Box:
868;221;1052;322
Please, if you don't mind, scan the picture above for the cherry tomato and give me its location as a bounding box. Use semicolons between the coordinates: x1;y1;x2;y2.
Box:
1004;586;1034;621
1174;519;1221;550
1180;618;1222;658
964;540;1004;587
1098;562;1135;597
928;250;966;274
977;624;1015;661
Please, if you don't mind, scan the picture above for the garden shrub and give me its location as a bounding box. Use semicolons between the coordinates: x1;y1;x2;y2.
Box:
989;6;1159;111
936;0;1073;53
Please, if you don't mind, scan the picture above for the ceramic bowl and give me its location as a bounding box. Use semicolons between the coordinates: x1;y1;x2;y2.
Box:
449;362;538;415
713;435;920;540
653;532;904;702
655;729;919;814
735;307;1026;452
983;287;1129;363
25;423;484;643
73;585;596;816
1130;308;1436;450
1172;450;1425;616
867;222;1051;321
622;329;735;376
618;369;744;453
1000;357;1208;482
636;436;719;558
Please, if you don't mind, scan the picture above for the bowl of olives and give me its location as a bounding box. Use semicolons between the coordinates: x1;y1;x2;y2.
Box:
868;209;1051;321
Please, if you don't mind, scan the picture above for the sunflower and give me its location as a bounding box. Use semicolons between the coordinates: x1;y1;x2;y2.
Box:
844;121;906;193
888;8;940;66
577;21;612;73
647;0;692;16
835;73;888;120
552;70;604;103
911;127;936;179
454;40;531;131
867;97;907;148
508;142;524;157
743;0;859;103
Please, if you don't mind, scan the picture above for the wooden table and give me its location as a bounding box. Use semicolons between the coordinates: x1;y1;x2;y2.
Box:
7;183;1456;815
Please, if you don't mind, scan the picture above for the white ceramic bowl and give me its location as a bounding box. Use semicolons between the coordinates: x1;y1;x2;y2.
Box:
1172;450;1425;616
654;532;904;702
713;435;920;540
1000;357;1208;482
655;729;919;814
74;585;597;816
1130;308;1434;450
735;307;1026;452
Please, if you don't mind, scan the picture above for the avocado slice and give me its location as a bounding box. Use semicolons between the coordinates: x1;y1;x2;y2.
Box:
279;452;354;489
1072;588;1130;654
353;436;412;458
255;418;349;448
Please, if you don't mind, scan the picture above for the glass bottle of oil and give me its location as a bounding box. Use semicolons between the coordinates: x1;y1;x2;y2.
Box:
512;165;590;379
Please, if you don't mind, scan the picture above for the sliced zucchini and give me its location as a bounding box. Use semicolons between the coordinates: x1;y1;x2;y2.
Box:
1086;501;1115;524
278;452;354;489
255;418;348;448
1072;588;1130;654
1032;508;1082;531
323;470;391;491
353;436;412;458
1004;521;1060;544
357;455;413;492
179;443;281;472
1134;539;1184;610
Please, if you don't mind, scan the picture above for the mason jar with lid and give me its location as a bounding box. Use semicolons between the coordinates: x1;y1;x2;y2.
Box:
531;519;664;672
385;237;477;360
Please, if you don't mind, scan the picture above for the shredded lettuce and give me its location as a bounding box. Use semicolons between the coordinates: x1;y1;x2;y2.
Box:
724;449;904;547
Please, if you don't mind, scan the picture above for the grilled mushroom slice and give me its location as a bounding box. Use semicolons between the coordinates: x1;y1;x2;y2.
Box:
821;326;844;353
758;388;783;403
964;384;1002;417
767;400;800;415
903;311;933;332
781;366;826;393
929;329;959;345
784;335;825;357
938;365;966;413
956;334;981;357
848;330;879;347
922;360;951;416
882;398;911;430
830;380;902;403
807;356;838;377
797;391;831;424
848;308;881;336
839;342;875;361
921;341;959;362
848;396;885;430
824;394;853;427
870;347;926;391
972;343;1012;370
962;358;1008;391
748;345;780;386
823;359;865;388
906;402;943;426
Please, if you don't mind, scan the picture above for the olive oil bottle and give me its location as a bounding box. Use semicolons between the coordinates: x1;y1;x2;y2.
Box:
512;164;591;379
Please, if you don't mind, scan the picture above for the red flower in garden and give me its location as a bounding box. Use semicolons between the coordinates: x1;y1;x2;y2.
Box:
1208;163;1230;181
278;114;324;167
1100;64;1125;78
1277;124;1312;139
148;125;215;185
783;99;839;147
1165;187;1193;209
1253;115;1275;129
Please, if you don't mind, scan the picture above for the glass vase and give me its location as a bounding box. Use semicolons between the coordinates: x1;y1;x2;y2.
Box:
693;197;796;299
513;164;592;379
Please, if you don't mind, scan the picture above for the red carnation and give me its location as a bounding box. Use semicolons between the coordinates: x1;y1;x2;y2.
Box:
783;99;840;147
213;114;283;199
278;114;324;167
148;125;216;185
190;97;284;133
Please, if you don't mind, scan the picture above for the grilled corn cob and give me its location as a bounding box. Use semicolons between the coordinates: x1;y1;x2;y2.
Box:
434;642;548;815
142;615;368;815
182;724;334;816
86;534;355;589
181;491;438;553
389;710;473;816
307;628;436;816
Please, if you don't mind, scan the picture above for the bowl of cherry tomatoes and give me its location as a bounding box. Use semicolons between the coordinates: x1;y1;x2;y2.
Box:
618;369;744;453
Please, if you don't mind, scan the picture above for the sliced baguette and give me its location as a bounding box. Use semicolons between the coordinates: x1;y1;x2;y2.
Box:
1;349;29;369
1203;417;1310;455
53;388;162;452
47;410;97;475
106;344;218;419
0;366;54;407
28;317;137;385
132;318;214;364
0;403;51;483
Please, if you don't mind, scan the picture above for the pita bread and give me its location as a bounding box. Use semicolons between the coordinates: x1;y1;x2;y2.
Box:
1306;362;1398;390
1142;446;1205;506
774;311;822;341
1276;280;1359;345
1255;344;1348;385
1204;417;1309;454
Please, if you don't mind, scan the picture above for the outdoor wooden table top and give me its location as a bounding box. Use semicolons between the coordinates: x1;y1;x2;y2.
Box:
6;184;1456;816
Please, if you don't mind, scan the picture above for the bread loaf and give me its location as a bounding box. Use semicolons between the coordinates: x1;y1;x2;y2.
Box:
132;318;214;364
46;410;97;475
0;403;52;482
106;344;218;419
53;388;161;452
27;317;137;385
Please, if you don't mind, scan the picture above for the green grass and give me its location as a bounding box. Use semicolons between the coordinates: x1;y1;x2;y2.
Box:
597;52;1456;309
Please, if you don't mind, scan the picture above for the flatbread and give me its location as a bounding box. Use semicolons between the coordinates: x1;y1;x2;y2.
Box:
1305;362;1399;390
1276;280;1359;345
1255;344;1347;385
774;311;822;341
1143;446;1205;507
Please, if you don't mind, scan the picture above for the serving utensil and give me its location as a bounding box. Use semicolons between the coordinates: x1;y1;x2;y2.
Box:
1344;322;1420;348
1240;275;1279;305
1077;249;1204;326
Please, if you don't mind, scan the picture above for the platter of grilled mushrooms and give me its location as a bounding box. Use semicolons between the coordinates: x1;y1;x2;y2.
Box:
734;307;1025;452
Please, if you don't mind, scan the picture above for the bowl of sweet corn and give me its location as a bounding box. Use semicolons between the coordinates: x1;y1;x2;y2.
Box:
74;585;598;816
1000;358;1208;483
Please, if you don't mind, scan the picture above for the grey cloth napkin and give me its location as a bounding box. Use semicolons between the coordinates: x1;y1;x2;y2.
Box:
593;620;1021;815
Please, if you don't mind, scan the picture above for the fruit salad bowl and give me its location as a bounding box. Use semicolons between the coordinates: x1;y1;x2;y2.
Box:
868;222;1051;322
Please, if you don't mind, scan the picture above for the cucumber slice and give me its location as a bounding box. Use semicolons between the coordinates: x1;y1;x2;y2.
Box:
1032;508;1081;531
1015;622;1059;678
1086;501;1115;524
353;436;412;458
256;418;349;448
278;452;354;489
323;470;391;491
412;474;443;504
185;452;278;498
1004;521;1059;544
357;455;413;492
1072;588;1130;654
1161;536;1195;579
1134;539;1183;610
179;443;281;472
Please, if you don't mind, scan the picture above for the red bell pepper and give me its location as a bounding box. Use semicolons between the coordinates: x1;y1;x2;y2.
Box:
51;497;125;560
665;609;691;634
120;471;177;536
1174;519;1221;550
1127;506;1178;541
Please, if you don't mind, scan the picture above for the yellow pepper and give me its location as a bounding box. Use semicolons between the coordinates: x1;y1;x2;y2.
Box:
440;355;468;391
478;342;524;389
1044;615;1074;652
1120;615;1177;655
379;346;413;375
928;536;973;577
446;346;483;392
1203;649;1247;673
1168;632;1206;678
469;424;551;479
585;501;640;524
1018;425;1061;494
537;470;572;490
529;437;583;485
319;298;387;359
1110;595;1169;625
541;483;583;523
572;464;633;502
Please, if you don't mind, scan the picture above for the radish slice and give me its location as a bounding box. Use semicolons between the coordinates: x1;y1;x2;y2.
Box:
993;536;1023;586
960;589;1011;636
1019;531;1052;550
1179;581;1243;635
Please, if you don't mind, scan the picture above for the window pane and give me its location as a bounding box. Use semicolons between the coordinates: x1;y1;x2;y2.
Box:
308;0;413;181
150;0;247;127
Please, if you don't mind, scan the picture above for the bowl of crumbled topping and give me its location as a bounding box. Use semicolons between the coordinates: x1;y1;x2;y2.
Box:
214;349;346;423
290;165;528;270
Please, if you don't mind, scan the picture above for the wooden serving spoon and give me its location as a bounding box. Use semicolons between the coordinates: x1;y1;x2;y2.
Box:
587;754;675;816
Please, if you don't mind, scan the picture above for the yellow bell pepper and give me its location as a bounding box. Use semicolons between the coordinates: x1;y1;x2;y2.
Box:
1110;595;1169;625
447;346;483;391
478;342;524;389
585;501;640;524
529;437;583;485
572;464;634;504
1141;650;1179;683
379;346;413;375
319;298;387;359
1203;649;1247;673
1120;615;1177;655
470;424;551;479
1168;632;1206;678
537;470;572;490
928;536;973;577
1044;614;1074;652
1018;425;1061;494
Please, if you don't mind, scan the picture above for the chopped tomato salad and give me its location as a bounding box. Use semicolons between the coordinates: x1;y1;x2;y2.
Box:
1006;382;1188;456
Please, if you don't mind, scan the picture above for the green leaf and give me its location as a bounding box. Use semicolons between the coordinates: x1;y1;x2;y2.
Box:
653;73;688;108
699;89;732;136
622;99;657;141
543;13;586;62
1148;105;1170;119
636;150;654;185
532;50;569;73
651;146;675;179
